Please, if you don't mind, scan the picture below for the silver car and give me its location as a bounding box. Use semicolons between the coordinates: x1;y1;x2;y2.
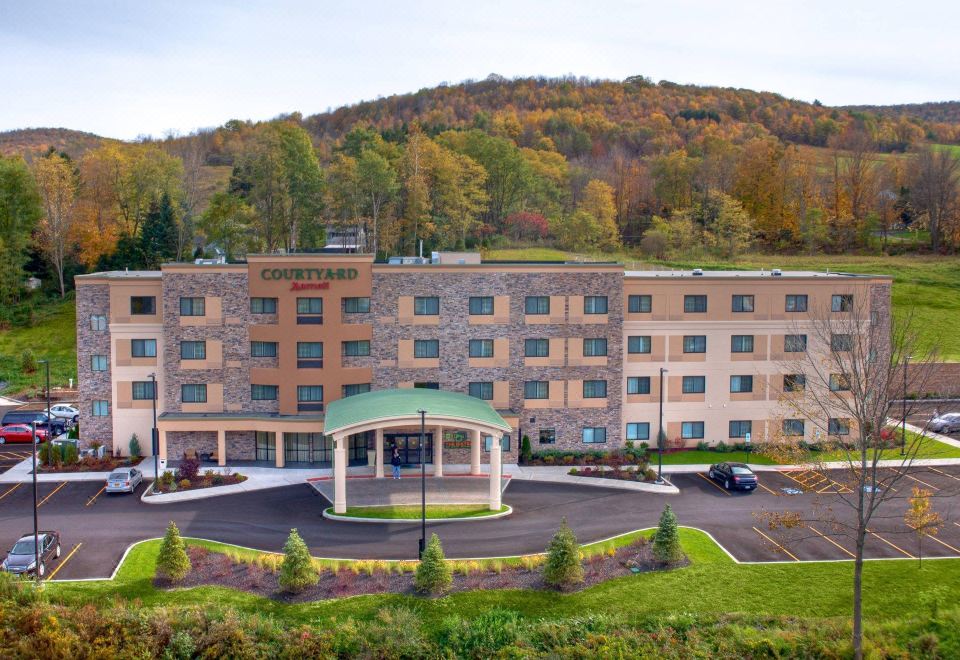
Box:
929;413;960;434
105;467;143;494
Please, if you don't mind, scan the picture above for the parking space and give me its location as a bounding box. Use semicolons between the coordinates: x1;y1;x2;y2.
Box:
0;448;31;475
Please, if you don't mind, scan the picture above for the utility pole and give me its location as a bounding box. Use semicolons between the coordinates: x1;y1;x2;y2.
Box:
418;409;426;558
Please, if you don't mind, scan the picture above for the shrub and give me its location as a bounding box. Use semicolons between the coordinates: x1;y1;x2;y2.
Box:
20;349;37;373
176;456;200;482
159;470;175;487
543;455;555;465
644;468;658;481
38;442;51;465
415;533;452;595
67;425;79;440
204;469;216;479
156;521;191;582
279;528;318;593
129;434;142;458
178;479;191;489
212;474;224;486
543;518;583;589
696;441;710;452
520;435;532;464
652;504;683;564
63;443;78;464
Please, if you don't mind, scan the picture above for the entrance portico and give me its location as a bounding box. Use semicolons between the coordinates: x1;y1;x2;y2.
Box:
323;388;513;514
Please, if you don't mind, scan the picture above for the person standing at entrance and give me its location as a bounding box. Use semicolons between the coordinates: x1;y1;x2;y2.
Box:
391;447;402;479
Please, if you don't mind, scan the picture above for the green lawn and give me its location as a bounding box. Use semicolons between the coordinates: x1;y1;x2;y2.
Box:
327;504;509;519
46;528;960;628
0;295;77;396
658;450;779;466
815;428;960;461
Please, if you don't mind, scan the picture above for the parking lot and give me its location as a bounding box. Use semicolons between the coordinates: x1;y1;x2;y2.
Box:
0;465;959;580
0;448;33;476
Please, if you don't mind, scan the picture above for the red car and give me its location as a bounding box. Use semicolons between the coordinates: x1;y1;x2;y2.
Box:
0;424;49;444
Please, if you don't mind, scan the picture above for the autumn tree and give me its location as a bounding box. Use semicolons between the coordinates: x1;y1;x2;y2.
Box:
577;179;621;251
908;146;960;251
32;153;79;296
356;149;399;255
0;155;42;305
198;192;258;259
433;148;488;249
905;486;943;567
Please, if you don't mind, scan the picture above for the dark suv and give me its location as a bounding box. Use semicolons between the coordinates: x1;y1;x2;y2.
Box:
0;411;65;437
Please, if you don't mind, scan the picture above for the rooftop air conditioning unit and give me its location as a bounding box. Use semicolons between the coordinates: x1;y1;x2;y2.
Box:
692;268;704;276
771;268;783;277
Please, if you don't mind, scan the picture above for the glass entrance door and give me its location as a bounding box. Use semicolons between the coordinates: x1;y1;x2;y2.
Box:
386;433;433;465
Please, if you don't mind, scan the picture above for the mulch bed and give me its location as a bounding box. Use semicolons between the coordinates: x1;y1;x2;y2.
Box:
154;474;247;494
157;541;688;603
568;467;655;483
38;457;137;473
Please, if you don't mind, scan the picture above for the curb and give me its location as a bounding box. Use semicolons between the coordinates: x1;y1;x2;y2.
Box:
322;504;513;523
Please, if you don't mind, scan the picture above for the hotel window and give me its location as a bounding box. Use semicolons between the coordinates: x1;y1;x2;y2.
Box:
525;338;549;357
484;435;511;452
524;381;549;399
684;295;707;313
181;384;207;403
627;376;651;395
414;339;439;358
732;295;754;312
829;373;851;391
628;294;652;313
682;376;705;394
297;298;323;324
342;297;370;313
525;296;550;315
627;335;652;354
831;333;853;352
131;339;156;358
829;418;851;435
783;419;805;436
783;374;806;392
179;297;205;316
130;296;155;315
468;382;494;400
832;294;854;312
583;338;608;357
584;296;608;314
297;385;324;411
729;420;752;438
683;335;706;353
539;429;556;444
131;381;155;400
181;341;206;360
250;297;278;314
469;296;494;315
91;355;108;371
582;427;607;444
785;334;807;352
731;335;754;353
469;339;494;358
92;400;109;416
414;296;439;315
297;342;324;367
583;380;607;398
681;421;705;439
251;341;278;358
414;382;440;390
785;294;808;312
730;375;753;393
342;340;370;357
626;422;650;441
251;384;278;401
342;383;371;397
90;314;107;331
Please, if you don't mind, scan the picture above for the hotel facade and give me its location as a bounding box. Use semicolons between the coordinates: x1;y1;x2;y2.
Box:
75;253;891;474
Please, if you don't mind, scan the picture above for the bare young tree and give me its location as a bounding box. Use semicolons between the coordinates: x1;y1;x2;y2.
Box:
909;146;960;252
32;153;78;297
761;282;940;660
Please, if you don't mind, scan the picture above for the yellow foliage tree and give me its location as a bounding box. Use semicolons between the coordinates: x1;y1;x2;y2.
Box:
578;179;621;251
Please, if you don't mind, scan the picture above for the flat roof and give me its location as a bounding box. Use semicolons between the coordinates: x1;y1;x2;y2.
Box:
624;269;889;279
159;412;325;421
75;270;162;280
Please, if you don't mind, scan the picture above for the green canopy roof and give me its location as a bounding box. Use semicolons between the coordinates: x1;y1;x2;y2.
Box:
324;388;511;435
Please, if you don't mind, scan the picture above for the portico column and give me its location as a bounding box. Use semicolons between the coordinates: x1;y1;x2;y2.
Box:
470;428;482;475
275;432;285;468
334;435;347;514
433;425;443;477
488;435;502;511
217;429;226;467
375;428;384;478
158;429;167;462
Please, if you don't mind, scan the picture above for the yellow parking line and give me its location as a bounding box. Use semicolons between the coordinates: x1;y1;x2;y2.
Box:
867;528;914;558
37;482;67;508
85;486;106;507
758;481;777;495
897;470;940;491
928;467;960;482
0;483;22;500
752;526;799;561
45;543;82;581
696;472;732;496
807;525;856;558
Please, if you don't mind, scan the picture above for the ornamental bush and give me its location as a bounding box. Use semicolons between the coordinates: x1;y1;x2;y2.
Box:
278;528;318;593
63;443;78;464
415;533;452;595
20;349;37;373
129;434;142;458
520;435;532;464
156;521;191;582
652;504;683;564
543;518;583;589
176;456;200;482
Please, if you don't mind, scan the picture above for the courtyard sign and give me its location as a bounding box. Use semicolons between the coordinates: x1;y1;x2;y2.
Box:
260;267;359;282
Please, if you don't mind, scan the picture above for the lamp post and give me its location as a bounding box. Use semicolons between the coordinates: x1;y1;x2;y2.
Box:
657;367;668;484
901;355;912;457
30;421;39;585
418;409;427;558
149;373;159;486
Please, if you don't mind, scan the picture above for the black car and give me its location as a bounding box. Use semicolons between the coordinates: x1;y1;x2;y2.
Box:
708;462;758;491
1;531;61;577
0;411;65;437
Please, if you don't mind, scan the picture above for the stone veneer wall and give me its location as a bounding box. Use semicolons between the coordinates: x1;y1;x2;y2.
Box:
372;270;623;450
162;272;252;413
166;431;217;460
76;283;112;448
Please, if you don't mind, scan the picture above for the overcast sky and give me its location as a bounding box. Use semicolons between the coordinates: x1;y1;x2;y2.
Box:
2;0;958;140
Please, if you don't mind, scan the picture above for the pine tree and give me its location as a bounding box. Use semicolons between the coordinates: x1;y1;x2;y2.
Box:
543;518;583;589
653;504;683;564
414;533;452;595
278;528;318;593
156;521;191;582
139;193;180;268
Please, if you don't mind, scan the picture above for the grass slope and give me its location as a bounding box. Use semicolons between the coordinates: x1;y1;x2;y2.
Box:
0;296;77;396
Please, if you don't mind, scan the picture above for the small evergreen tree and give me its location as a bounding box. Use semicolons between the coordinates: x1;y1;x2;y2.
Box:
20;349;37;373
139;193;180;268
278;528;318;593
129;433;142;458
653;504;683;564
542;518;583;589
414;533;452;595
156;521;191;582
520;435;532;464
